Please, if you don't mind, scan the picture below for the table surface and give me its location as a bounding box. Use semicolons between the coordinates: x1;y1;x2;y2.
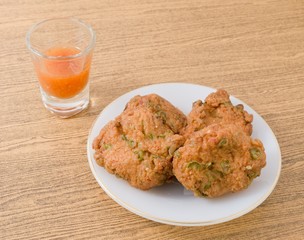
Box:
1;0;304;239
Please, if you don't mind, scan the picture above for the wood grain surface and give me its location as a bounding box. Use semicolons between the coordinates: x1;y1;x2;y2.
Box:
1;0;304;239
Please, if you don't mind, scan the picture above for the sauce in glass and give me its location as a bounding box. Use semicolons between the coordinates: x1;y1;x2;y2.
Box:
36;46;91;99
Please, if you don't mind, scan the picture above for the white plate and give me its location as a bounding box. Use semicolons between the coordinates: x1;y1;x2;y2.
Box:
87;83;281;226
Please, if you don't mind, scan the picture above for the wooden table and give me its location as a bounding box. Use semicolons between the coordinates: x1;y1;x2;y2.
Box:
1;0;303;239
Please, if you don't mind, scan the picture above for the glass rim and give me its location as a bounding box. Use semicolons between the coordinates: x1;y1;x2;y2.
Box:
26;17;96;60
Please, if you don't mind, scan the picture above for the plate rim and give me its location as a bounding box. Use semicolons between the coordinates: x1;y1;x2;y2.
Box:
87;82;282;226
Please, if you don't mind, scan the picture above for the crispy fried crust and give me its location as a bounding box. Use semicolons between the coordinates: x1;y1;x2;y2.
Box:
173;124;266;197
182;89;253;137
92;94;187;190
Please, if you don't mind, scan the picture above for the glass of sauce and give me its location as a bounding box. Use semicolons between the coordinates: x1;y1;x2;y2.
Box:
26;18;95;118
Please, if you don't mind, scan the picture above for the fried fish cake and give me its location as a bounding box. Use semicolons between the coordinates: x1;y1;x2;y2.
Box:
93;94;186;190
124;94;187;134
173;124;266;198
182;89;253;137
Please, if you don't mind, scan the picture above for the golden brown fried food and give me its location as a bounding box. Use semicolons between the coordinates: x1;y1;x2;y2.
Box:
182;89;253;137
93;94;186;190
173;124;266;198
124;94;187;134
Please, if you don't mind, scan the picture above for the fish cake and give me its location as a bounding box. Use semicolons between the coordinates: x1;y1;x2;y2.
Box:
173;124;266;197
124;94;187;133
182;89;253;137
93;94;186;190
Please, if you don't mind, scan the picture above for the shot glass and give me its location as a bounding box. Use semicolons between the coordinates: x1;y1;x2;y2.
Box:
26;18;95;118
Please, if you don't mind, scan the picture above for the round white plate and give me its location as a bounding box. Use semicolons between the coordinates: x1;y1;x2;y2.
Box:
87;83;281;226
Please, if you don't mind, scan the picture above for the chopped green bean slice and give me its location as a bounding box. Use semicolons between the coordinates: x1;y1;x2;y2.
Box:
218;138;228;148
247;171;257;179
127;139;135;148
103;143;112;150
156;111;167;122
121;134;136;148
157;134;166;138
147;133;154;140
204;182;211;191
135;150;144;161
187;161;202;170
250;148;261;160
121;134;127;141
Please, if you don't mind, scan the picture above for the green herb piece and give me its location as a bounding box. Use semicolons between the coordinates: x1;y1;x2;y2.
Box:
121;134;136;148
247;171;257;179
135;150;144;161
156;111;167;122
147;133;154;140
157;134;166;138
127;139;135;148
121;134;127;141
103;143;112;150
218;138;228;148
187;161;202;170
250;148;261;160
204;182;211;191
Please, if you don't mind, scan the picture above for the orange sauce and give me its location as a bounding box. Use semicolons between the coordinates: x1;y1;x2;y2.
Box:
36;46;91;99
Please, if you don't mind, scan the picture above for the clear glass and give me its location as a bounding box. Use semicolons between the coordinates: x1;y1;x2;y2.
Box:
26;18;95;118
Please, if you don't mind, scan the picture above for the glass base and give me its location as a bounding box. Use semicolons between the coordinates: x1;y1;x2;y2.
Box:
40;85;89;118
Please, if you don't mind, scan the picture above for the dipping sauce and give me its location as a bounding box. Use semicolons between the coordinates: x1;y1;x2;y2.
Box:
35;46;91;99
